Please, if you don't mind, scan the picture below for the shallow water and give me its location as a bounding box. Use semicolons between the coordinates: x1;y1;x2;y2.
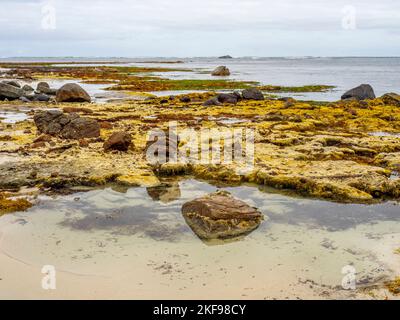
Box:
0;178;399;299
0;111;29;123
2;57;400;101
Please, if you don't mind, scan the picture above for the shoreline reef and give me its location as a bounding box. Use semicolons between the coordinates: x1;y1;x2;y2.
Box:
0;63;399;216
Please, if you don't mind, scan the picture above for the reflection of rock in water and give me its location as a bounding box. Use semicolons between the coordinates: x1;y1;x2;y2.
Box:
182;191;264;240
147;182;181;203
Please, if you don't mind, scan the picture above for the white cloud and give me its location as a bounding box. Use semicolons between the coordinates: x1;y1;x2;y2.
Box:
0;0;399;56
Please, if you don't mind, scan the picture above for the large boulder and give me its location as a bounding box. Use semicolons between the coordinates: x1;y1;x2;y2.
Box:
182;191;264;239
341;84;376;100
0;82;24;100
3;80;21;88
56;83;91;103
211;66;230;76
382;93;400;107
34;110;100;139
103;132;133;152
242;88;264;100
218;55;233;59
216;92;241;104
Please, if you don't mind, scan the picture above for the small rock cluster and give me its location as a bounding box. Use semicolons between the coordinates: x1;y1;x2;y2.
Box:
203;87;264;106
0;80;91;103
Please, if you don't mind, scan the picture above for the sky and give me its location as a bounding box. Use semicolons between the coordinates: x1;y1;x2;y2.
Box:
0;0;400;57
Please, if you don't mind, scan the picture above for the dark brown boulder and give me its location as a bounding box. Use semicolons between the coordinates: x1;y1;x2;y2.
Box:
182;191;264;239
103;132;133;152
211;66;230;76
34;110;100;140
56;83;91;103
242;88;264;100
382;93;400;107
341;84;376;100
63;107;94;114
216;92;241;104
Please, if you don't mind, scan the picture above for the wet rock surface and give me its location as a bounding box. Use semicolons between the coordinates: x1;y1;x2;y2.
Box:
182;191;264;239
0;81;24;100
103;131;132;152
56;83;91;103
341;84;376;100
34;110;100;139
242;88;264;100
211;66;231;76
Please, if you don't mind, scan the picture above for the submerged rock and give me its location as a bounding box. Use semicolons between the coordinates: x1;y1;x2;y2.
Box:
382;93;400;107
242;88;264;100
341;84;376;100
34;110;100;139
56;83;91;103
147;181;181;203
103;132;133;152
211;66;230;76
0;82;24;100
182;191;264;239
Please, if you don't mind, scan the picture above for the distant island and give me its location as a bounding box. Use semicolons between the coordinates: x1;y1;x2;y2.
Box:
218;55;233;59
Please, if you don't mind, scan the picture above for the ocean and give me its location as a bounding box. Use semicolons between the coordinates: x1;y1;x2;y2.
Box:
1;56;399;101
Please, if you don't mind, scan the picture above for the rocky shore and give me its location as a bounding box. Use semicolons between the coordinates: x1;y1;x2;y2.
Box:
0;63;399;211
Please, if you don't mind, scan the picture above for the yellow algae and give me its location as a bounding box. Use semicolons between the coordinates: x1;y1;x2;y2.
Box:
0;193;32;215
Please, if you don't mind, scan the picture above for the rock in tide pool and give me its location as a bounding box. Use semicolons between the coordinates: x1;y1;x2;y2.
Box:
182;191;264;239
211;66;230;76
56;83;91;103
341;84;376;100
34;110;100;139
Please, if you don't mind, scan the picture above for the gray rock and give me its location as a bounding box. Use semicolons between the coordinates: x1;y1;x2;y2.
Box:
216;92;240;104
3;80;21;88
0;82;24;100
242;88;264;100
33;94;51;102
218;55;233;59
19;96;31;103
22;84;34;92
203;97;222;106
211;66;230;76
341;84;376;100
37;82;57;95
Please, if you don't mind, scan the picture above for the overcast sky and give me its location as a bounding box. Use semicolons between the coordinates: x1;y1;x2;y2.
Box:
0;0;399;57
